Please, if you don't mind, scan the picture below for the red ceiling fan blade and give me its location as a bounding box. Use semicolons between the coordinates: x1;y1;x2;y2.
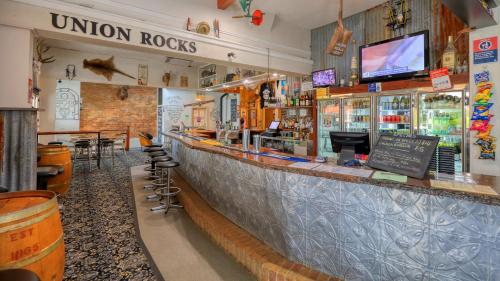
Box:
217;0;235;10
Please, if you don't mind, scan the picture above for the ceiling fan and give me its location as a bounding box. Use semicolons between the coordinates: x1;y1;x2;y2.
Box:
232;0;265;26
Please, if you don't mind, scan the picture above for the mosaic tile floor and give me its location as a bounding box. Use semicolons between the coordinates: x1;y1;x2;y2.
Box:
59;150;158;281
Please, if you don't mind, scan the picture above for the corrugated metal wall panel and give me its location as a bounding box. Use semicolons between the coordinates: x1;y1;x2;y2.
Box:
311;0;468;77
0;110;37;192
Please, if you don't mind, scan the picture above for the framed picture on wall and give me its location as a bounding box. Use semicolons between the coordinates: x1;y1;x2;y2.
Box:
138;64;148;86
192;107;208;129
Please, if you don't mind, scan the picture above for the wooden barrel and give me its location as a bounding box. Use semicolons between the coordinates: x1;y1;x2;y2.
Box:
37;145;72;195
0;191;65;281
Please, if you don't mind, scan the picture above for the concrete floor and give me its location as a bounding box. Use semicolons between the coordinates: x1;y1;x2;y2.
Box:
130;165;255;281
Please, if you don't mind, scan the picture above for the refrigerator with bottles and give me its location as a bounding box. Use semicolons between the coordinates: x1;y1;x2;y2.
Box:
417;90;467;173
342;96;372;133
374;93;413;142
317;98;342;158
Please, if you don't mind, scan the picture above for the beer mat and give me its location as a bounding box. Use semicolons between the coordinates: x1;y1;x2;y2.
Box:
372;171;408;183
288;162;322;170
430;180;498;196
313;164;373;178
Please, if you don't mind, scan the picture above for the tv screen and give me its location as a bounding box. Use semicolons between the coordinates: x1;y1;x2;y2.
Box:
359;30;429;83
312;68;336;88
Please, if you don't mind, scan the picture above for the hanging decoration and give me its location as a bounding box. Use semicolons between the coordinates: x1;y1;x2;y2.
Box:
326;0;352;56
83;56;135;81
232;0;265;26
385;0;411;31
471;70;496;160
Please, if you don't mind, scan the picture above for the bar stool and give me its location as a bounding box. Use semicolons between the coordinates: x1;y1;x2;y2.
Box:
48;141;63;145
144;151;167;180
100;139;115;166
144;155;172;200
151;161;182;214
73;140;92;171
143;146;164;166
36;166;59;190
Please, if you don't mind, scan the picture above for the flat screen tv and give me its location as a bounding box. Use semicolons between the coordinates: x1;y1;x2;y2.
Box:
312;68;336;88
359;30;429;84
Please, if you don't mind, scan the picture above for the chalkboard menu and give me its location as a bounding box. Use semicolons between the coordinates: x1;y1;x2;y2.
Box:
367;134;440;179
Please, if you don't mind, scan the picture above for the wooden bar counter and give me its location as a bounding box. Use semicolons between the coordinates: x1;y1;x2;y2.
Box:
164;131;500;281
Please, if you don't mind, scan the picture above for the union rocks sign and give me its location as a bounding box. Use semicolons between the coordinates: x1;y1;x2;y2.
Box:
50;12;197;54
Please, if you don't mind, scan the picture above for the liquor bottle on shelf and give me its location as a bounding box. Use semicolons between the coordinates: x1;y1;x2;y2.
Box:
442;35;457;74
391;97;399;110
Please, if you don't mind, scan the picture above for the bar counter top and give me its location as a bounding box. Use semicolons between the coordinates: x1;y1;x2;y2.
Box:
164;131;500;205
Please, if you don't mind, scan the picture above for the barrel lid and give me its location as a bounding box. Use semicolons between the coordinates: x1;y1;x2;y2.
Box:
0;191;57;222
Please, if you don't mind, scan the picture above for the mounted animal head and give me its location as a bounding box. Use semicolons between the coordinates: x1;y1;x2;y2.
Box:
35;39;56;64
119;86;129;100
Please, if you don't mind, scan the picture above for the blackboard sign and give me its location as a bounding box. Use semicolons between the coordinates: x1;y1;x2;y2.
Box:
367;134;440;179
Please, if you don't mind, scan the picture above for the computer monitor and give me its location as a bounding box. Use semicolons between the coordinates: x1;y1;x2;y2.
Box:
329;132;370;165
268;121;280;130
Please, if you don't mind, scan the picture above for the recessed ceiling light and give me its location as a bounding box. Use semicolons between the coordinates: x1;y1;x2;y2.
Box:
244;79;250;84
272;73;278;77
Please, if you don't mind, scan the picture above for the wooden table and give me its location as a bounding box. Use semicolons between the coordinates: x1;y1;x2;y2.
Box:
37;129;129;169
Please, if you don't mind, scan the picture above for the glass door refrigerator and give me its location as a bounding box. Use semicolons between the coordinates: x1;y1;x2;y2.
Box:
317;99;341;158
342;96;371;133
418;91;467;173
375;93;412;142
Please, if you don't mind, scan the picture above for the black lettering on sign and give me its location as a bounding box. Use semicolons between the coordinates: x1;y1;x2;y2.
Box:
177;39;188;52
189;41;197;53
50;13;68;29
367;134;439;179
153;34;165;47
116;26;131;41
166;37;177;50
49;13;198;53
99;24;115;38
70;17;88;33
141;32;153;45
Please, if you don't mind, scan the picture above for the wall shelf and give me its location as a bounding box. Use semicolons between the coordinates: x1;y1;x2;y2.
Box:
441;0;497;29
328;73;469;95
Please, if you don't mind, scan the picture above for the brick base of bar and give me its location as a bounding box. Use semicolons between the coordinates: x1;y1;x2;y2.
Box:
174;170;341;281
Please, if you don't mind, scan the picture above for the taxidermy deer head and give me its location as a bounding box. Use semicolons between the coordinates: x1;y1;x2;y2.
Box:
119;86;129;100
35;39;56;64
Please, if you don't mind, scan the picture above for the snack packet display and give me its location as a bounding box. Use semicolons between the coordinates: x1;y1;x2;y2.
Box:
472;70;496;160
471;120;490;132
476;125;494;139
474;70;490;85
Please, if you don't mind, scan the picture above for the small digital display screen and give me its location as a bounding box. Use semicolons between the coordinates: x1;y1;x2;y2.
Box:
312;68;336;88
268;121;280;130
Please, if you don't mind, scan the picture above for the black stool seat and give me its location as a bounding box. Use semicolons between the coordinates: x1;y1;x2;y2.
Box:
144;147;163;152
156;161;179;169
50;165;64;173
145;144;162;148
75;140;91;148
37;166;58;177
148;151;166;157
48;141;63;145
101;139;114;145
0;269;40;281
153;156;172;162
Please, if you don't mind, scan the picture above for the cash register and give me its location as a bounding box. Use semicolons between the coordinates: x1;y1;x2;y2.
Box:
262;121;281;137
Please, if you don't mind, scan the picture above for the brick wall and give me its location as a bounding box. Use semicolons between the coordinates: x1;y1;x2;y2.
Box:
80;82;158;138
